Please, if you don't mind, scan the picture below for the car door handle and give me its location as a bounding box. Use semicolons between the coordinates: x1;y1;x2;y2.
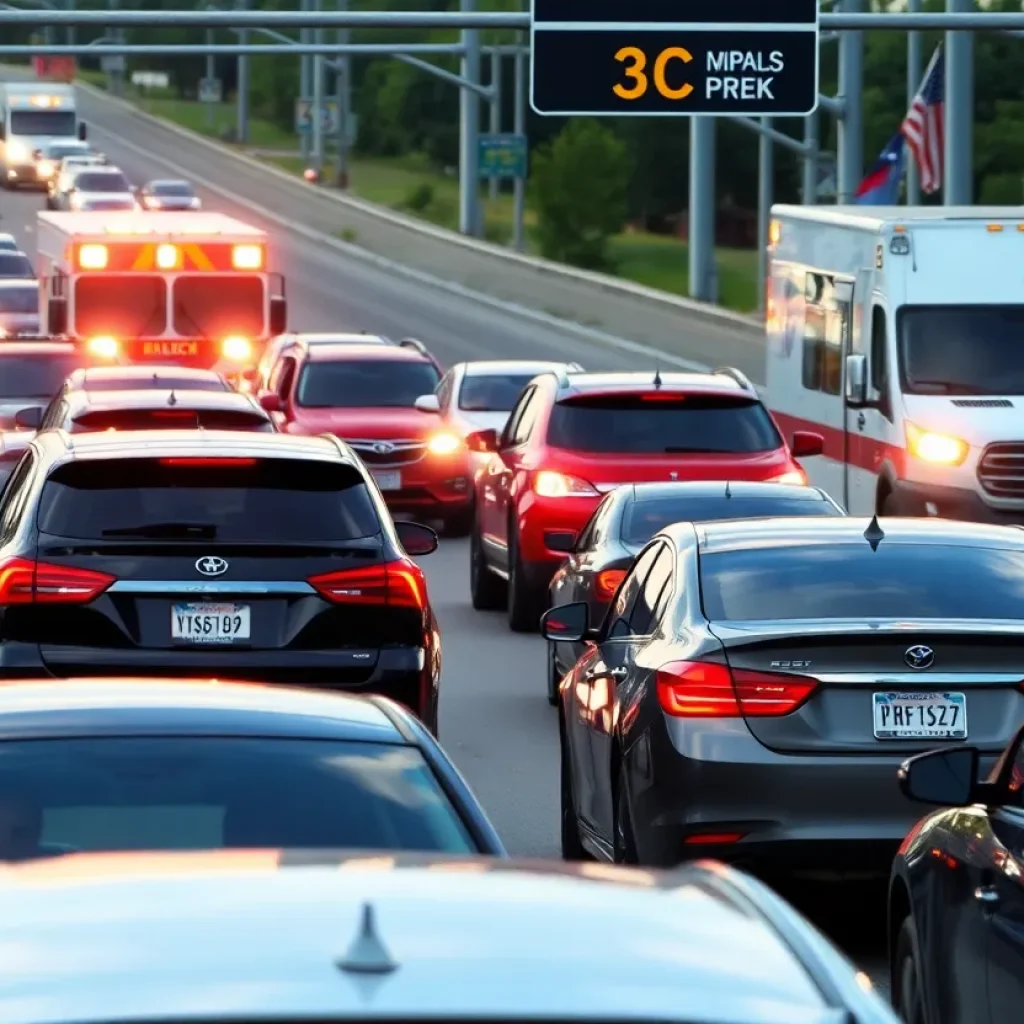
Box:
975;885;1000;905
582;667;627;682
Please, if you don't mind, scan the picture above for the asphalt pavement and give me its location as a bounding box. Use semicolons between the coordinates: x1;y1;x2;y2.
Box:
0;96;888;999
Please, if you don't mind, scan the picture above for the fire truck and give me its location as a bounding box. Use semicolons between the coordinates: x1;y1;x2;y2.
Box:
35;210;287;372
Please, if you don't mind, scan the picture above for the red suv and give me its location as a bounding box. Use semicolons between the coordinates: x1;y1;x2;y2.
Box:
258;340;474;533
467;368;823;631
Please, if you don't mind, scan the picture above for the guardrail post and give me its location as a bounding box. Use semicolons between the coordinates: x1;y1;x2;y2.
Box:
458;0;481;236
945;0;973;204
836;0;863;202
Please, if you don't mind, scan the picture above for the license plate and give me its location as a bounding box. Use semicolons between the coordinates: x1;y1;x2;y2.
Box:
171;602;250;644
872;691;967;740
143;341;199;357
373;470;401;491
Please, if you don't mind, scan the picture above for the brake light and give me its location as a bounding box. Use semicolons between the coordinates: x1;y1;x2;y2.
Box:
683;832;746;845
595;568;627;601
308;560;426;609
655;661;816;718
534;471;599;498
232;244;263;270
159;458;257;467
150;411;197;420
0;556;115;604
641;392;685;401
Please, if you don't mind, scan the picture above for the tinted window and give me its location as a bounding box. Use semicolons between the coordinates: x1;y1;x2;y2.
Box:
9;110;76;136
547;396;782;454
621;495;839;545
0;285;38;313
71;409;273;432
80;374;229;392
0;737;475;860
173;276;264;338
80;197;135;211
296;360;441;409
38;458;381;541
74;276;166;337
458;373;536;412
152;181;194;196
700;544;1024;621
0;354;79;398
0;253;33;279
0;239;18;252
72;171;131;192
43;143;89;159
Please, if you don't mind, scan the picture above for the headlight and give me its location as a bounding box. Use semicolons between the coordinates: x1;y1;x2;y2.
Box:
221;335;252;362
426;432;463;455
766;469;807;485
36;160;55;177
533;471;598;497
5;142;28;162
906;422;969;466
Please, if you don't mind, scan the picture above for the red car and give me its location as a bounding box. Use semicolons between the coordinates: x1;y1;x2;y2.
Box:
467;368;823;631
258;339;474;533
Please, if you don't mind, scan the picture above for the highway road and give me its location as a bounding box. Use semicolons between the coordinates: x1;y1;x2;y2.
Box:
0;83;888;999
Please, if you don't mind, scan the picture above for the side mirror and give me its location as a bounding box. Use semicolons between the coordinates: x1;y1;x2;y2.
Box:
47;296;66;335
465;428;499;453
269;295;287;336
258;391;281;413
414;394;440;414
78;122;87;141
395;520;438;557
845;353;868;407
545;530;576;553
540;602;589;643
791;431;824;459
898;747;979;807
14;406;42;430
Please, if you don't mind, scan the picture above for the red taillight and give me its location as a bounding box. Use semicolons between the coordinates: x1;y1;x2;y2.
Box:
307;560;426;609
683;832;746;846
655;661;817;718
159;458;258;467
0;557;115;604
595;568;627;601
150;411;199;420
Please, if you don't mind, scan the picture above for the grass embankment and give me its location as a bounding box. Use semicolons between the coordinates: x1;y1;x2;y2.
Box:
86;78;758;312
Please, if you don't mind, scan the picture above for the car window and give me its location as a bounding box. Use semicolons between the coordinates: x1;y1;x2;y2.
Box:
628;543;675;636
37;458;381;542
699;543;1024;621
621;494;840;545
436;371;454;412
295;360;440;409
575;497;613;552
458;373;537;412
80;375;229;393
0;736;476;860
509;388;542;446
547;395;782;454
0;253;34;279
501;386;534;447
70;409;274;433
0;285;38;313
605;543;661;640
0;354;79;398
0;451;34;544
71;171;131;192
152;182;194;196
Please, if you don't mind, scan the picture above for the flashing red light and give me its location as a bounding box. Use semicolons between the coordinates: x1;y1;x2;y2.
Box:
307;560;426;609
595;569;627;601
655;661;817;718
158;458;258;467
0;557;115;604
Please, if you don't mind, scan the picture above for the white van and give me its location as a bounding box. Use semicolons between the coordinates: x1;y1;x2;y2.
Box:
0;83;84;188
766;204;1024;522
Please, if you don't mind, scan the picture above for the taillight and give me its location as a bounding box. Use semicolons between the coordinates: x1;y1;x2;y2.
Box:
308;560;426;609
0;557;115;605
655;661;816;718
533;471;599;498
595;568;627;601
159;458;257;467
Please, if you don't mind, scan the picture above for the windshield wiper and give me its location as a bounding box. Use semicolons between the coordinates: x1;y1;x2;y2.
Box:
101;521;218;539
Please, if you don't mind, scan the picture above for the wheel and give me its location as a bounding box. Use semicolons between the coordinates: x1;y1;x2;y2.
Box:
613;772;639;864
546;640;560;706
508;526;544;633
469;523;505;610
893;917;926;1024
559;715;589;860
442;505;473;538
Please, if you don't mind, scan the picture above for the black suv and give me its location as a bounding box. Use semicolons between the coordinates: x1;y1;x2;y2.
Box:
0;430;441;731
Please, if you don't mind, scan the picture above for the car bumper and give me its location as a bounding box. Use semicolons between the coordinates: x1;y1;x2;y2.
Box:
368;462;473;521
890;478;1024;523
519;491;602;567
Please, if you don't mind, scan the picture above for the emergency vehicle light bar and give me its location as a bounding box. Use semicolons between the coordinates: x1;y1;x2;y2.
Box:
74;242;264;271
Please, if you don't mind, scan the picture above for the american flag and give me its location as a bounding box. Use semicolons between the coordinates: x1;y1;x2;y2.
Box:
901;45;944;194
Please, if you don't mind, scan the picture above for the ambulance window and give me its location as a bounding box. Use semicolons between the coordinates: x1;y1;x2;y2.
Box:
802;273;842;397
870;307;888;392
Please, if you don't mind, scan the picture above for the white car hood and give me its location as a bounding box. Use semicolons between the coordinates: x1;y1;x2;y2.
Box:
902;393;1024;446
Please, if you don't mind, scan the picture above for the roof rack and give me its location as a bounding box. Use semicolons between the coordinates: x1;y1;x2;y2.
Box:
712;366;755;392
397;337;429;357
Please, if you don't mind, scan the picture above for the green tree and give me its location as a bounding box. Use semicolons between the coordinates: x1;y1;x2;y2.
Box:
530;119;632;270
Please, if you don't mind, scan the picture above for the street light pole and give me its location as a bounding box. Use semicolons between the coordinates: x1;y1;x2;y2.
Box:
333;0;351;188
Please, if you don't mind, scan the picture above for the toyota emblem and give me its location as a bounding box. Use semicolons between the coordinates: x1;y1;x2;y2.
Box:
904;645;934;670
196;556;229;577
372;442;395;455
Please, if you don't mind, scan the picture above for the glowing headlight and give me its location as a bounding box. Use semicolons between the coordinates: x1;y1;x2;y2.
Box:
86;336;119;359
36;160;55;177
5;142;28;162
221;335;252;362
766;469;807;485
427;432;463;455
906;422;969;466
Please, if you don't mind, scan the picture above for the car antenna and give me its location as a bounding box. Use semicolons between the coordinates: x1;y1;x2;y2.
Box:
167;389;178;406
864;514;885;552
337;903;399;976
653;363;662;390
724;480;732;499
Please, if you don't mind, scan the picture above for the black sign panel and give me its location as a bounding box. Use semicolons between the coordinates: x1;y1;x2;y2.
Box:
530;1;819;117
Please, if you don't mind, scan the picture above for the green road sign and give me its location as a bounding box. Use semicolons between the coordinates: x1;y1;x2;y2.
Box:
478;133;527;179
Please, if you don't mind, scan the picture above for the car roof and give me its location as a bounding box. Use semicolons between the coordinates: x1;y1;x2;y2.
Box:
66;364;228;387
557;371;754;400
282;332;390;345
687;515;1024;554
0;678;404;742
146;179;192;188
627;482;833;504
304;342;428;363
0;233;17;243
0;854;838;1024
64;389;265;415
461;360;581;377
0;341;75;356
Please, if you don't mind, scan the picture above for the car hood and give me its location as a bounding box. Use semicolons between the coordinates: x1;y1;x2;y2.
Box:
291;406;436;440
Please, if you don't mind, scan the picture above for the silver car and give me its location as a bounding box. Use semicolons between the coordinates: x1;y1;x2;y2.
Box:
0;850;898;1024
0;278;39;336
545;515;1024;880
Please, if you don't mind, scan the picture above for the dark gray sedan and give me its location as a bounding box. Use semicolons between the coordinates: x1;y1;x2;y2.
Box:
139;179;201;210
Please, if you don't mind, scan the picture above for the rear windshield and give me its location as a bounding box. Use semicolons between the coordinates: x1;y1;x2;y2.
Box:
71;409;274;433
547;396;782;454
173;276;264;339
0;285;38;314
0;253;34;279
152;182;194;196
0;736;475;860
622;495;839;545
297;360;441;409
81;375;229;392
72;171;130;192
0;354;79;398
459;373;536;412
74;276;166;337
700;543;1024;621
38;458;380;541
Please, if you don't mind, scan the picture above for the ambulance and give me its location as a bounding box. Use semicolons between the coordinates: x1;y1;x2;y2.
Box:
35;210;287;374
0;83;83;187
766;204;1024;522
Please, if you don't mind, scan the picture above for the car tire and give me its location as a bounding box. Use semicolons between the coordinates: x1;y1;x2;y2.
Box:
546;640;561;706
614;772;639;865
559;714;589;861
508;527;543;633
893;917;927;1024
469;523;505;610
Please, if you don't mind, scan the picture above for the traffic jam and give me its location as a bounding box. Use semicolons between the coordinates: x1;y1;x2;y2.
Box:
0;82;1021;1024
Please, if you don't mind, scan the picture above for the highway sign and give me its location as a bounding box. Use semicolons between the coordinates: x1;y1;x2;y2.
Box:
101;55;126;74
198;77;222;103
478;133;527;180
530;0;819;117
294;98;342;136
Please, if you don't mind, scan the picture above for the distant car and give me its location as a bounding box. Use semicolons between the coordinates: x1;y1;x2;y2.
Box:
57;364;233;396
0;341;82;429
0;251;34;279
0;851;900;1024
253;331;394;391
27;387;276;434
47;154;106;209
33;140;92;187
0;678;504;859
0;279;39;337
138;179;201;211
0;233;19;253
60;167;136;212
545;481;846;704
